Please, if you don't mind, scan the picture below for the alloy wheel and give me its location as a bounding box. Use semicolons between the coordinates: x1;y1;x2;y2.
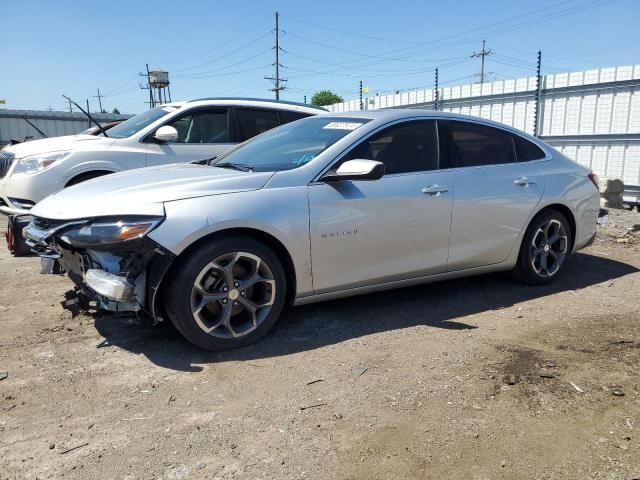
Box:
530;219;568;277
190;251;276;339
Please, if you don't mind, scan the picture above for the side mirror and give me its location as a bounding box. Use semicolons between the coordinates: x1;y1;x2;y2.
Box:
322;159;385;182
153;125;178;143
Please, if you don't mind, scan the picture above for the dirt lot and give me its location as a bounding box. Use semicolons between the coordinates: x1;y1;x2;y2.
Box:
1;210;639;480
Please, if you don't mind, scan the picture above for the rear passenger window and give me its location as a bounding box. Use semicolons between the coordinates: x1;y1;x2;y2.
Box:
237;108;280;141
279;110;312;124
513;135;545;161
342;120;438;175
439;120;516;168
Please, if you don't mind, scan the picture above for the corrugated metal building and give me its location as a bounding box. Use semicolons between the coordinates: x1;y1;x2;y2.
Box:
328;65;640;186
0;109;132;146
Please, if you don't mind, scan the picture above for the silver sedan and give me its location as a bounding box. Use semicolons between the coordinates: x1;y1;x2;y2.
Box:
25;110;600;351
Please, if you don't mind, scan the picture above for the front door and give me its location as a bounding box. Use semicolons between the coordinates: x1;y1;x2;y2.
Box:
308;120;453;293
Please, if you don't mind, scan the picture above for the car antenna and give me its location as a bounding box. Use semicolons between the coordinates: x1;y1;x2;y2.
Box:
62;95;109;137
21;117;48;138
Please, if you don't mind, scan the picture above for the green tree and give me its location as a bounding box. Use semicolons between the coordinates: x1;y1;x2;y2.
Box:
112;108;120;114
310;90;343;106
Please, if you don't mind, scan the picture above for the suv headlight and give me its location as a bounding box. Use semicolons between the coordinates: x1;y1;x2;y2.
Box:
59;217;164;247
13;151;72;175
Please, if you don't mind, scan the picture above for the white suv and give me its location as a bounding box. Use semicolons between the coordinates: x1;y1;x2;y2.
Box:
0;98;325;216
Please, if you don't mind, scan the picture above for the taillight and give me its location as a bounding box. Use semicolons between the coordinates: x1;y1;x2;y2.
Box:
588;172;599;190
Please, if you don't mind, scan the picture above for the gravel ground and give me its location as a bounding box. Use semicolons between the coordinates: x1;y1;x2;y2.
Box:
0;210;639;480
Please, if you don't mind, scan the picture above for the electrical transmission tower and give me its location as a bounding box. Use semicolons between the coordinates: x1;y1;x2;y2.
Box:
471;40;494;84
264;11;286;99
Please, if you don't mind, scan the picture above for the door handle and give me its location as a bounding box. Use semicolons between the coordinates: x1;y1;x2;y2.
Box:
514;177;536;186
422;185;449;195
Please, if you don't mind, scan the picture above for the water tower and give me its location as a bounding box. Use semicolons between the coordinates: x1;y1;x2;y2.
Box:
148;69;171;105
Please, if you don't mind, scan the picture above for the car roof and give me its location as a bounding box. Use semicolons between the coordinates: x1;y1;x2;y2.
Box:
183;97;328;113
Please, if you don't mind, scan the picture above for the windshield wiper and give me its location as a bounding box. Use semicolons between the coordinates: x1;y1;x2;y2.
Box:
214;162;253;172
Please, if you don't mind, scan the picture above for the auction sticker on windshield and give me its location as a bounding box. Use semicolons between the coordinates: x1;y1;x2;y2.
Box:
322;122;365;130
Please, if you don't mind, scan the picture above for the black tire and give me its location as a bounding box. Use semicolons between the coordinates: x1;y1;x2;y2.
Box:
513;209;573;286
65;170;112;187
11;233;31;257
7;215;33;257
163;235;287;351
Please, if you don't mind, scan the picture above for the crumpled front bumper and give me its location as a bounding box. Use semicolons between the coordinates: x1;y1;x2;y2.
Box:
24;220;176;316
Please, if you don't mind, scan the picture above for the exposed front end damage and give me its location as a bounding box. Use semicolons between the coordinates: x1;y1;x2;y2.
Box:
24;216;175;318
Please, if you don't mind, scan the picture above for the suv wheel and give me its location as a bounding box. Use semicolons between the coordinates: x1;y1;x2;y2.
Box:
164;235;287;351
514;210;572;285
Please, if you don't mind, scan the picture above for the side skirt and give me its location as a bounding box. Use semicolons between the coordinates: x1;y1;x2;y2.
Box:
293;262;513;306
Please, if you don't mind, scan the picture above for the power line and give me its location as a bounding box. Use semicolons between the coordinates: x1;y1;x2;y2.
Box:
171;64;271;80
283;0;614;80
285;57;472;82
283;48;467;73
157;17;271;66
282;30;465;64
280;14;422;45
174;48;272;78
172;30;272;73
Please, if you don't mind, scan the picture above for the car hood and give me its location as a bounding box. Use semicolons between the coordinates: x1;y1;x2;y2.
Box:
3;134;116;158
31;164;275;220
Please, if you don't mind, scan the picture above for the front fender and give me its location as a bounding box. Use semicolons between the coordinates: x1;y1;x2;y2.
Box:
61;159;123;180
149;187;313;297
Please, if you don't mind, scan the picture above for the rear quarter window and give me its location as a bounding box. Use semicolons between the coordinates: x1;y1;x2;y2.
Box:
514;135;546;161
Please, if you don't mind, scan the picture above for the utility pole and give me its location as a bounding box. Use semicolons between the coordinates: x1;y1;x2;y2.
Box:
471;40;493;84
264;11;286;99
304;95;307;104
93;88;104;113
359;80;363;110
434;68;439;111
86;99;91;126
146;63;154;107
533;50;543;138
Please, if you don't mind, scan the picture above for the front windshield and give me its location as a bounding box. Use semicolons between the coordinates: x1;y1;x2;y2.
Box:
107;105;178;138
213;116;371;172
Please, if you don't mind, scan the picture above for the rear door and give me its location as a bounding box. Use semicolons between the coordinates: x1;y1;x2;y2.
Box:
145;107;233;165
439;120;546;271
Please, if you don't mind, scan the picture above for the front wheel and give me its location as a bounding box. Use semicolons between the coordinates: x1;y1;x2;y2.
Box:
164;236;287;351
513;210;572;285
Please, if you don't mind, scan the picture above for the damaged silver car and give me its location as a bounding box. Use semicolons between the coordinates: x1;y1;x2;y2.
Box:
25;111;600;351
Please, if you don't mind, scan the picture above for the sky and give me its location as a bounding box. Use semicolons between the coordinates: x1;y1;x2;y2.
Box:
1;0;638;114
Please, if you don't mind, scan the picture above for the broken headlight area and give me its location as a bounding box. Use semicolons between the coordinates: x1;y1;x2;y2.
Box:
26;216;174;316
58;217;164;247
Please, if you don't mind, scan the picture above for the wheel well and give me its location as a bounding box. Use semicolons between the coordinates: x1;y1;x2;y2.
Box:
168;228;298;305
65;170;114;187
534;203;577;250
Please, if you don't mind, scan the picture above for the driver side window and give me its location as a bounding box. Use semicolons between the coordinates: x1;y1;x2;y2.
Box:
166;109;230;144
341;120;438;175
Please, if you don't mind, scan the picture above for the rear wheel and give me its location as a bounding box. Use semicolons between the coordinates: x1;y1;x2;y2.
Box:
513;210;572;285
164;236;287;351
